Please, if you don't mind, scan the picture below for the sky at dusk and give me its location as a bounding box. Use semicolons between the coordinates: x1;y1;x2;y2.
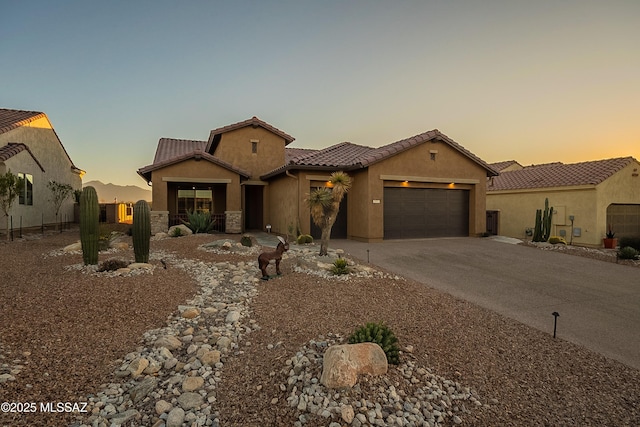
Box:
2;0;639;187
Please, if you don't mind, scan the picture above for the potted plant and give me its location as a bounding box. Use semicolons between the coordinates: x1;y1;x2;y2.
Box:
603;225;617;249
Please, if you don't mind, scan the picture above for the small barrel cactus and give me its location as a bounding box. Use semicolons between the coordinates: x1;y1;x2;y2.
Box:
348;321;400;364
133;200;151;263
80;186;100;265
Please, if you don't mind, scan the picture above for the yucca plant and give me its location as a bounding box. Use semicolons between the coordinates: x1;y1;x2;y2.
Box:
348;321;400;364
182;209;216;234
306;171;352;256
331;257;349;275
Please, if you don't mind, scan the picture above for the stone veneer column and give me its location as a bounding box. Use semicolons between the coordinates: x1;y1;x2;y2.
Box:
225;211;242;234
150;211;169;235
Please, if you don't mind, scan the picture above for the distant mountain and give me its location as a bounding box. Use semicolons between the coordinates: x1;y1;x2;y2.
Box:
83;180;152;203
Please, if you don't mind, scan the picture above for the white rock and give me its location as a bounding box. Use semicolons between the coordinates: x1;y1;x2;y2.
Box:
166;407;185;427
155;399;172;415
225;311;240;323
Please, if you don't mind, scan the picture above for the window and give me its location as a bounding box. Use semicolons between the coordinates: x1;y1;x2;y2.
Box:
251;139;258;154
178;188;213;214
18;173;33;205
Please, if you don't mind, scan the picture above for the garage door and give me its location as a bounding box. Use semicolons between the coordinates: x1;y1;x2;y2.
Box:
384;187;469;239
607;204;640;238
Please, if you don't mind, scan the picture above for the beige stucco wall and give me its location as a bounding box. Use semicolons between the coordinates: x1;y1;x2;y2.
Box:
595;161;640;239
0;119;82;230
213;127;286;179
487;161;640;247
264;173;299;236
150;159;241;217
266;171;344;238
487;187;598;244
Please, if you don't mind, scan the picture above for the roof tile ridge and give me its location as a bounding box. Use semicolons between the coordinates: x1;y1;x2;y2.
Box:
0;109;47;135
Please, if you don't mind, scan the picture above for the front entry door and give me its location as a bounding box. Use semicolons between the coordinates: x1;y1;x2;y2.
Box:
245;185;263;230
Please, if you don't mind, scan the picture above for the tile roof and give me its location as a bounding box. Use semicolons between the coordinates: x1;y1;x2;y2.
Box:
487;157;638;191
0;109;46;135
0;142;45;171
0;108;82;173
206;116;295;153
285;147;317;163
290;142;376;167
138;138;250;183
523;162;563;169
489;160;522;172
262;129;498;179
152;138;207;164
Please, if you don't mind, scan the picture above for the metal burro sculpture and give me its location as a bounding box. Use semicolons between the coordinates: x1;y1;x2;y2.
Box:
258;236;289;280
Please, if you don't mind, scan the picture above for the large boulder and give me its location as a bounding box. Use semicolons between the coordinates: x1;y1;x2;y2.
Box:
320;343;388;389
168;224;193;236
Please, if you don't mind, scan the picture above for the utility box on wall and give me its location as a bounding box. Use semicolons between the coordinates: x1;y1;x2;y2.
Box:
553;206;566;225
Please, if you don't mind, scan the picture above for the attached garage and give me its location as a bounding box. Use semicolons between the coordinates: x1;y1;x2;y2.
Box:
384;187;469;239
607;204;640;237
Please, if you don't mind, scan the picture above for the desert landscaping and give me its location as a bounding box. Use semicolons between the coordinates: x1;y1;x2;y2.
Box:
1;228;639;427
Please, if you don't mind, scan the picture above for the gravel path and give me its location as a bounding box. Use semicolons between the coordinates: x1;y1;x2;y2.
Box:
0;230;638;426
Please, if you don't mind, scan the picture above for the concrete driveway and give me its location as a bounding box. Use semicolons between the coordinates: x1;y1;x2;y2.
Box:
332;237;640;370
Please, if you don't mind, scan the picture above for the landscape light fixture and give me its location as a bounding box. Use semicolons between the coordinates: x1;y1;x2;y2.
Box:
552;312;560;338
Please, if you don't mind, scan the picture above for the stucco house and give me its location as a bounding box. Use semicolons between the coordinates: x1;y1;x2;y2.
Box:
138;116;497;241
486;157;640;246
0;109;83;233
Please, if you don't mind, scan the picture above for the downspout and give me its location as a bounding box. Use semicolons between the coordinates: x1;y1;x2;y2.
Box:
286;170;300;236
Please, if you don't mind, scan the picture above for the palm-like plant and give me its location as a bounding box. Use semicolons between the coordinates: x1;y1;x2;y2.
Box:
306;171;352;256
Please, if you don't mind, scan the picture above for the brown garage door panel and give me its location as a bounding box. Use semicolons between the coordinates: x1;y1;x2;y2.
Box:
607;204;640;237
384;187;469;239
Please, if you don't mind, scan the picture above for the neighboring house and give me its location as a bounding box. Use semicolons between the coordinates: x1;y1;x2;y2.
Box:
0;109;83;232
486;157;640;246
138;116;498;241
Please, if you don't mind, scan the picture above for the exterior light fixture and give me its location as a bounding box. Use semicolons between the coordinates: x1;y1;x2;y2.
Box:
266;224;272;233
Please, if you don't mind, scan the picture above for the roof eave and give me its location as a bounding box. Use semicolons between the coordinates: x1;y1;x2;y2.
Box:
261;163;362;180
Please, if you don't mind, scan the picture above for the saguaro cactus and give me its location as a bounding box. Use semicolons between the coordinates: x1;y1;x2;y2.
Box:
542;198;554;241
533;209;543;242
532;198;554;242
80;186;99;265
133;200;151;263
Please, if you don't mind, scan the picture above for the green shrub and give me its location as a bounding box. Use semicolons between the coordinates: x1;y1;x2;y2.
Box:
331;257;349;275
618;246;640;260
548;236;567;245
619;236;640;251
297;234;314;244
182;209;216;234
170;227;183;237
98;258;130;272
348;322;400;365
240;235;252;247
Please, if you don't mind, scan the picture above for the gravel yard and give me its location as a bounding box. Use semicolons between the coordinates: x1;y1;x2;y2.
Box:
0;229;638;427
